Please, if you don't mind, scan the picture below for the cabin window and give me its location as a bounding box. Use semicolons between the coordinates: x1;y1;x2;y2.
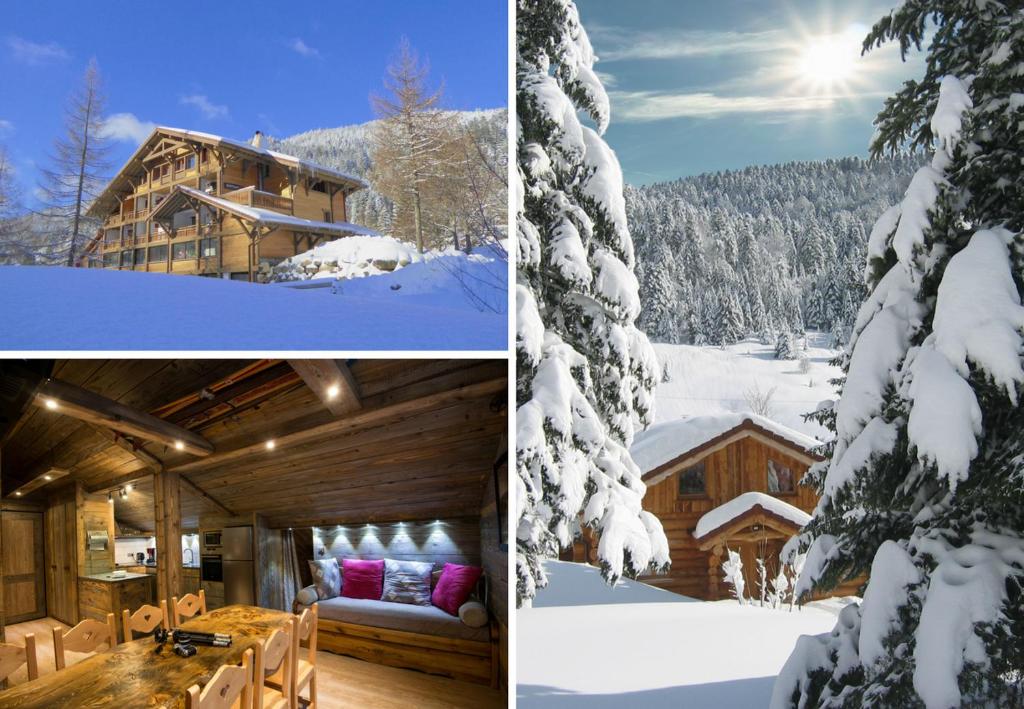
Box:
103;252;118;267
185;155;196;170
148;245;167;262
175;157;184;171
311;180;327;193
120;250;133;267
200;238;218;257
134;248;146;265
173;241;196;260
678;462;706;496
323;210;332;223
224;182;243;192
136;221;147;239
767;459;795;494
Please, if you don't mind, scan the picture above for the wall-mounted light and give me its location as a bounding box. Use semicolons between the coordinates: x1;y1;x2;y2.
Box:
326;384;340;400
45;399;58;410
107;492;114;503
125;483;133;493
265;440;276;451
119;487;129;500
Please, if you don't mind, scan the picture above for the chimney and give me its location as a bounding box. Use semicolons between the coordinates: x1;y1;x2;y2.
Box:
250;130;264;149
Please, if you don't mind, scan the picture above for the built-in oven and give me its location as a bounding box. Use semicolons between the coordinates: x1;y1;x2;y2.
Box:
203;530;222;550
201;554;223;583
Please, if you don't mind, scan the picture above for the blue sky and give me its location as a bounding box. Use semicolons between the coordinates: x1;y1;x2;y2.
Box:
578;0;926;184
0;0;507;202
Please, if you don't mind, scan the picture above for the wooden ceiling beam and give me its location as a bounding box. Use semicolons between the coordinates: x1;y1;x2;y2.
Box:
288;360;362;417
88;424;165;472
169;376;506;475
86;468;234;517
33;378;214;457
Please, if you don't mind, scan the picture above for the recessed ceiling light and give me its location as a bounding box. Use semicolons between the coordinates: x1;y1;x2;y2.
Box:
326;384;340;400
14;491;22;497
45;399;58;410
175;440;185;451
43;475;52;481
265;440;275;450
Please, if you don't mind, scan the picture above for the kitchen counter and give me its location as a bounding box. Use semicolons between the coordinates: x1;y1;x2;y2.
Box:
82;571;149;582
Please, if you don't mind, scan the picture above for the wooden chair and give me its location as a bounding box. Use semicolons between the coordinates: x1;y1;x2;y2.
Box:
288;605;317;709
53;614;117;670
185;648;254;709
254;622;293;709
122;601;170;641
173;589;207;626
0;634;39;684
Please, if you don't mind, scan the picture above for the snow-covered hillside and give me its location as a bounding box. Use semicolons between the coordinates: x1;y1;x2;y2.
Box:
519;561;856;708
652;334;841;440
0;264;506;350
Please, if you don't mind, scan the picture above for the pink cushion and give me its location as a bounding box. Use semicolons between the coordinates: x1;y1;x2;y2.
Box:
340;558;384;600
431;563;482;616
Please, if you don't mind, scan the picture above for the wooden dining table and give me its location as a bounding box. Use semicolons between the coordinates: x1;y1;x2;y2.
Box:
0;605;293;708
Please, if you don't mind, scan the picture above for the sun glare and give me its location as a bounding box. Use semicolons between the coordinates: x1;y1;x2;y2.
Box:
789;25;866;95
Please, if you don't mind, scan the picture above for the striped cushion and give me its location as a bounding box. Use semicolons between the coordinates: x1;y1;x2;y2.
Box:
381;559;433;606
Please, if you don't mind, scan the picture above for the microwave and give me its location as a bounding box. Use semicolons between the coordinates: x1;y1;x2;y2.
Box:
203;530;222;549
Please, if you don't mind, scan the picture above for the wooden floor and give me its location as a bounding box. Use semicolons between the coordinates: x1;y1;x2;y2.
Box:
3;617;506;708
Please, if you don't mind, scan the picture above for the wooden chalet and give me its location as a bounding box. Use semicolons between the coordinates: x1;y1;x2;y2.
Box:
79;127;376;281
0;359;508;707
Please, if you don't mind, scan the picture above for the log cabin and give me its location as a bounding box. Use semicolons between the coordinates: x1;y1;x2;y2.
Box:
0;359;508;707
78;127;377;282
569;413;861;600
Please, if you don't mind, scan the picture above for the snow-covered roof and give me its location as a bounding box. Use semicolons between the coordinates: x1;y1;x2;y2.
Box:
87;126;366;218
632;412;823;481
157;186;378;237
693;491;811;541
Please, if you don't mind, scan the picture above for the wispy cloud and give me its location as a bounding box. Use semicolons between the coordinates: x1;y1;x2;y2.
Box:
0;119;13;135
180;94;229;120
100;113;156;143
289;38;321;59
610;90;838;121
589;26;791;62
6;36;70;65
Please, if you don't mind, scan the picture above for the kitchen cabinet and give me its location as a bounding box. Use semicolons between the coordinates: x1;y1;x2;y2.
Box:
78;573;154;640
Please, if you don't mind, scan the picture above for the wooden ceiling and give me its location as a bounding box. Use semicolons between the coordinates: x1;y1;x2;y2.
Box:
0;359;506;529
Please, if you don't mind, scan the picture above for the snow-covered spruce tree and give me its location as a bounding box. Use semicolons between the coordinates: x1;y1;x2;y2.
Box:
515;0;669;605
773;4;1024;708
775;331;796;360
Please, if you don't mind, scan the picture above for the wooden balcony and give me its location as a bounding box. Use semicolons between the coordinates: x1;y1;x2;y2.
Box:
221;186;293;214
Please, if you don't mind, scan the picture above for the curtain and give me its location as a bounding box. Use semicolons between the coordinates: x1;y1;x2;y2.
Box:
281;528;302;612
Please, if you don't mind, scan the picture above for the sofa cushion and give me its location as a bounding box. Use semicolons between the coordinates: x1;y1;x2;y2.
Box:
458;600;489;628
341;558;384;600
432;563;483;616
316;595;490;642
308;558;341;600
381;559;432;606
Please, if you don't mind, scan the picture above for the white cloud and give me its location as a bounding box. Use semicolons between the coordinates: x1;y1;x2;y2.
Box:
289;38;321;58
0;119;13;135
610;90;838;121
6;36;70;65
100;113;156;143
180;94;229;120
589;27;791;62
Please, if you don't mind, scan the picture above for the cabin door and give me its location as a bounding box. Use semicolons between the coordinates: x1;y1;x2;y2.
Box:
2;510;46;624
736;537;785;603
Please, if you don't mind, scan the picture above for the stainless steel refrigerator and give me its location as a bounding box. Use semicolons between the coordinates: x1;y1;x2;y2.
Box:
222;526;255;606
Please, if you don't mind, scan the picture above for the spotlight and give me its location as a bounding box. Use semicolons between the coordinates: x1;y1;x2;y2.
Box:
119;488;128;500
326;384;340;400
265;440;276;451
45;399;58;410
125;483;132;493
43;475;52;481
107;492;114;503
14;491;22;497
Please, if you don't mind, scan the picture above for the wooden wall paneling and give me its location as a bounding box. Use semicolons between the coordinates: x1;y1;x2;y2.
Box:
75;483;115;576
253;514;286;611
1;510;46;623
310;518;481;568
153;470;182;604
479;436;508;691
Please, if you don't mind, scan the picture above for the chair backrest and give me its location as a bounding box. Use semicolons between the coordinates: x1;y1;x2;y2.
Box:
0;634;38;683
122;601;169;641
254;623;292;709
172;589;207;626
53;614;117;670
185;648;253;709
294;603;317;661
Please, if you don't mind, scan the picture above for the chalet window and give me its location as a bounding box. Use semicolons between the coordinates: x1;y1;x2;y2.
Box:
224;182;243;191
148;245;167;262
185;155;196;170
323;210;332;223
104;229;119;244
678;462;706;496
120;250;133;268
136;221;146;239
103;252;118;267
175;157;185;171
173;241;196;260
311;180;327;193
767;459;795;494
134;248;146;265
200;238;218;257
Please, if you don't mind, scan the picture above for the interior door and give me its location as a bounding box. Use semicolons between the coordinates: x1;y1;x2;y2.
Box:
2;510;46;624
45;500;77;625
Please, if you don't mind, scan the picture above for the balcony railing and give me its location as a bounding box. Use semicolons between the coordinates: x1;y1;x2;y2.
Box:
221;186;293;214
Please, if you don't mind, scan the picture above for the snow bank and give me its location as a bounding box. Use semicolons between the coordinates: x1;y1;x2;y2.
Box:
632;412;821;476
0;266;506;350
694;492;811;539
521;560;856;708
271;235;422;282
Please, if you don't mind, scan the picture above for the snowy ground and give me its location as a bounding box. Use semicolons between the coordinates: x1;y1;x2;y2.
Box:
652;334;842;440
0;259;507;350
519;561;855;708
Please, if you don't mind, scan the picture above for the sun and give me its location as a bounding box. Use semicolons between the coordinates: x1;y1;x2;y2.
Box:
787;25;866;96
